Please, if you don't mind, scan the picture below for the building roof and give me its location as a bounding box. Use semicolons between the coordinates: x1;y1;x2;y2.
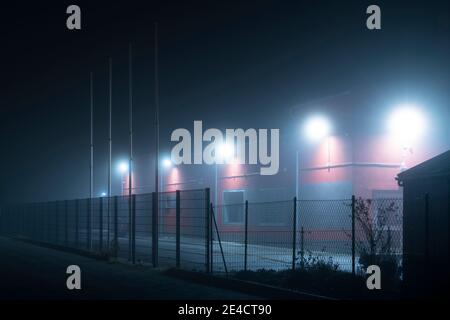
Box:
397;150;450;184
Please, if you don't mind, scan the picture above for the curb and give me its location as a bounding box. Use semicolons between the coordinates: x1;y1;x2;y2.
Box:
164;268;337;300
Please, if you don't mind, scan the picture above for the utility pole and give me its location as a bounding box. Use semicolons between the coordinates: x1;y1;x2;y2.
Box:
90;72;94;200
296;150;299;201
154;23;160;204
128;43;133;260
89;72;94;250
107;58;112;248
129;45;133;198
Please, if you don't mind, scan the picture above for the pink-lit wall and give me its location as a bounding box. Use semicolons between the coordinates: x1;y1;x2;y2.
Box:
150;131;438;202
300;132;437;198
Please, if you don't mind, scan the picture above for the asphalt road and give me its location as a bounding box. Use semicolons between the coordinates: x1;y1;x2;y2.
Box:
0;237;258;300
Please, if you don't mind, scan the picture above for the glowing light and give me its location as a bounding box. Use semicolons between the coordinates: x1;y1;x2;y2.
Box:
101;192;107;197
162;157;173;169
217;143;234;162
303;115;331;142
118;162;129;174
388;105;426;147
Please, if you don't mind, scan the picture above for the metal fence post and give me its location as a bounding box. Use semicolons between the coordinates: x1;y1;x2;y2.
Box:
30;205;33;238
39;203;47;242
87;198;91;250
100;197;104;252
75;199;79;247
26;205;29;237
244;200;249;271
132;194;136;264
34;204;38;239
32;204;36;239
20;205;23;237
351;195;356;276
128;194;132;261
37;205;39;240
19;206;23;237
210;204;228;275
49;203;52;242
64;200;68;246
292;196;297;271
210;202;214;274
152;192;158;267
45;203;49;242
176;190;181;268
25;206;28;236
43;204;46;241
18;206;21;236
424;193;430;281
55;201;59;244
107;196;110;251
114;196;118;258
20;206;24;237
38;204;41;241
205;188;210;273
209;203;213;274
300;226;305;269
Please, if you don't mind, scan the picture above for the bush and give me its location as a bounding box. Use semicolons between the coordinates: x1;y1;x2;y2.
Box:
359;252;401;290
352;198;402;284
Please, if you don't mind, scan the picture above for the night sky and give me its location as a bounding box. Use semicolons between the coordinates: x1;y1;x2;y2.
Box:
0;0;449;203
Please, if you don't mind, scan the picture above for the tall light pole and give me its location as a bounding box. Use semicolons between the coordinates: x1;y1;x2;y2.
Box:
155;23;160;194
89;72;94;201
89;72;94;251
153;22;160;268
129;44;133;197
107;58;112;248
128;43;133;261
296;150;299;201
154;22;160;215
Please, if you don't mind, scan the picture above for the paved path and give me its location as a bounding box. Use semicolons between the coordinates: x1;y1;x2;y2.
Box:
0;237;259;300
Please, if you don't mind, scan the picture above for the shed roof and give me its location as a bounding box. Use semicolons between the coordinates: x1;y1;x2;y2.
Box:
397;150;450;183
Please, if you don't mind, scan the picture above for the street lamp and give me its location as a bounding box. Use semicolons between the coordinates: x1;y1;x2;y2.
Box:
160;157;173;192
217;143;234;163
388;105;427;170
303;115;331;142
388;105;426;148
118;162;129;174
297;115;332;200
214;142;235;206
162;157;173;169
118;161;129;195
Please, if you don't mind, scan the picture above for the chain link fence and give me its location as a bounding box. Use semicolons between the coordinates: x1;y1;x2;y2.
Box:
0;193;403;277
211;197;403;276
0;189;211;272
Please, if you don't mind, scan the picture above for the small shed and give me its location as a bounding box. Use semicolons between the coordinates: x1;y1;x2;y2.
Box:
397;150;450;297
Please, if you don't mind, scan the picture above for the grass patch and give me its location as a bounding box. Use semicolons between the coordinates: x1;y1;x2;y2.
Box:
233;256;402;299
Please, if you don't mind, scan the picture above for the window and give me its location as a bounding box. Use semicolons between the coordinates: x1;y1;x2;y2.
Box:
223;190;245;224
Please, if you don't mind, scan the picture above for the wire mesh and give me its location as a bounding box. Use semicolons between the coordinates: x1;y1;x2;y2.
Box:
0;193;403;276
211;198;403;275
